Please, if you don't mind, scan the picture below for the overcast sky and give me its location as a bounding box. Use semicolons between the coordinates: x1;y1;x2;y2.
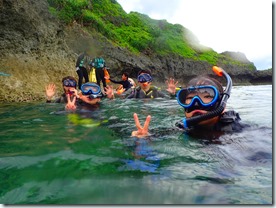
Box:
117;0;272;70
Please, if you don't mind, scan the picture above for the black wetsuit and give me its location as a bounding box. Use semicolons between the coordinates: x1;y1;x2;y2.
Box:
176;110;249;133
126;86;168;99
46;93;68;103
109;79;132;91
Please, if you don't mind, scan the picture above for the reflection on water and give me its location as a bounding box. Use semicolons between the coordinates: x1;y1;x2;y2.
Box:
0;85;272;204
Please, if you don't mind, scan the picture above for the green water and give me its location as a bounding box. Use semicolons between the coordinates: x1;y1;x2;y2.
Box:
0;85;272;204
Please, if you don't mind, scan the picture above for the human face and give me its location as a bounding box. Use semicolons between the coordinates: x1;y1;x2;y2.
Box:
63;78;77;95
122;74;127;81
137;73;152;91
178;85;222;127
185;109;220;127
80;94;101;105
63;86;76;95
138;80;151;91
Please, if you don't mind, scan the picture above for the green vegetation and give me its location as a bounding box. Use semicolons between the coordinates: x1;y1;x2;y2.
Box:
47;0;255;68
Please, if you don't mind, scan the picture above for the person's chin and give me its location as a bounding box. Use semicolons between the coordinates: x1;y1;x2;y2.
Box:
187;109;208;118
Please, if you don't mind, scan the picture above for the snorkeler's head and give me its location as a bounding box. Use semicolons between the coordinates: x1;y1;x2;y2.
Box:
62;76;77;88
81;82;103;99
177;75;223;113
177;66;233;129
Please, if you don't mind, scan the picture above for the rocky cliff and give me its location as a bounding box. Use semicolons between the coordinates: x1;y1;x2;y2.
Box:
0;0;272;102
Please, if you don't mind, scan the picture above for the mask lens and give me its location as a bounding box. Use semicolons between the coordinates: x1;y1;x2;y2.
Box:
137;74;152;83
63;79;76;87
81;83;101;96
197;88;215;104
177;86;218;108
83;85;99;93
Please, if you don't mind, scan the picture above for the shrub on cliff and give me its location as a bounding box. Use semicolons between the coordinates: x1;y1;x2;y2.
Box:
47;0;255;69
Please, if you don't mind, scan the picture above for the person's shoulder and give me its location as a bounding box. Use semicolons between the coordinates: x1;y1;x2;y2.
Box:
150;85;159;90
220;110;241;123
219;110;249;132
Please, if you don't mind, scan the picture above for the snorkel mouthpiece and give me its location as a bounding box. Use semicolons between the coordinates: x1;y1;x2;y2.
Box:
88;93;103;99
81;82;103;99
182;66;232;129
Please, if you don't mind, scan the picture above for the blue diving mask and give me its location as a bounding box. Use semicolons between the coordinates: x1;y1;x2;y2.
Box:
137;73;153;83
81;82;103;99
176;85;220;112
63;79;77;87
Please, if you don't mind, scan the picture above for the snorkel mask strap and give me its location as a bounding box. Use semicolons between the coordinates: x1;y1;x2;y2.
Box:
182;66;232;129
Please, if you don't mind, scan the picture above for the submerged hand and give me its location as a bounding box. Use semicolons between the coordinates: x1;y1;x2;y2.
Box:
166;78;178;95
131;113;151;138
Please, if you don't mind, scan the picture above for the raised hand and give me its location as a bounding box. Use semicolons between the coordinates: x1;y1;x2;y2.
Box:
166;78;178;95
131;113;151;138
70;88;80;98
104;85;115;99
65;94;77;110
45;83;56;100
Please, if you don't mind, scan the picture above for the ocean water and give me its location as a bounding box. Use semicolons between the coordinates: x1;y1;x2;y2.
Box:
0;85;272;205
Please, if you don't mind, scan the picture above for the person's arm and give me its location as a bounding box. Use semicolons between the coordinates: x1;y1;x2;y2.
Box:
109;79;123;84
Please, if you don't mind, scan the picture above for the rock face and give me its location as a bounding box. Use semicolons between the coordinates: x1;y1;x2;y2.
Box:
0;0;272;102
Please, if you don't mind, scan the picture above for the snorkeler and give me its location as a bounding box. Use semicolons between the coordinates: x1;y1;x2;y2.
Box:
104;72;132;94
125;69;177;99
131;66;249;138
45;76;78;103
65;82;114;110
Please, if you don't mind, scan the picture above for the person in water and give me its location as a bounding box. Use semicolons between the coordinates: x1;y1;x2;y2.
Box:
125;69;177;99
65;82;114;110
104;72;132;94
45;76;78;103
131;66;248;138
46;76;113;108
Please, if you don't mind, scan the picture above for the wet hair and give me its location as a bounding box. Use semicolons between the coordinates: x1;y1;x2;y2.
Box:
187;75;224;94
122;72;129;79
138;69;152;76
